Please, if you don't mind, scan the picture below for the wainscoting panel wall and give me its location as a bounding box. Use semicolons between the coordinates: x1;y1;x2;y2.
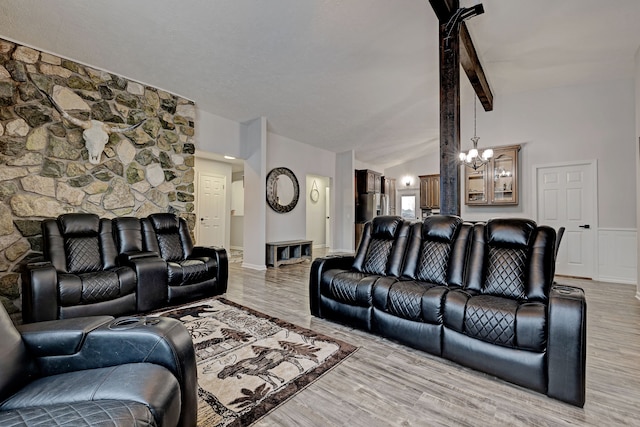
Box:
597;228;637;284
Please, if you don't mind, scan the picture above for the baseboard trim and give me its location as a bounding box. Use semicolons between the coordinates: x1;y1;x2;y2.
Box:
596;276;637;285
241;262;267;271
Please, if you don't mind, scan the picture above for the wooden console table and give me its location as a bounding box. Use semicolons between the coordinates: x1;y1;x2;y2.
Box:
266;240;312;267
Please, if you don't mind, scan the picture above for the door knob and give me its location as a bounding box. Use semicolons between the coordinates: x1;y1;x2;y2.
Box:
578;224;590;229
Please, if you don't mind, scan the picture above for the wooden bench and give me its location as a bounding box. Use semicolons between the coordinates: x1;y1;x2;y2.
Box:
266;240;312;267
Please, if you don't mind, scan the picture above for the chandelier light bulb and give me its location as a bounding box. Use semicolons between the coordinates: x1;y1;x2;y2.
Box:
459;98;492;171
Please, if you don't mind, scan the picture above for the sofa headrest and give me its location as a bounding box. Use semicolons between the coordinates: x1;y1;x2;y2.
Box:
148;213;180;233
422;215;462;242
58;213;100;236
486;218;536;247
370;216;403;239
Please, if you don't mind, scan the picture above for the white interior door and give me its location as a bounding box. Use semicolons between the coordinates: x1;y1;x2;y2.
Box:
197;172;225;247
535;161;597;278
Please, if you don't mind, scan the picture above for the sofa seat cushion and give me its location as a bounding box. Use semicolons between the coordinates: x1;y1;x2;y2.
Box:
0;400;156;427
373;280;448;324
0;363;181;427
58;267;136;306
166;257;216;287
320;270;383;307
444;290;547;352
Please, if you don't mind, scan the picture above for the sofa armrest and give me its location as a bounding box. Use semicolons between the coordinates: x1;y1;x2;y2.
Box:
21;262;59;323
547;284;587;407
309;254;355;316
120;254;168;312
192;245;228;293
17;316;114;356
117;250;160;263
25;315;198;427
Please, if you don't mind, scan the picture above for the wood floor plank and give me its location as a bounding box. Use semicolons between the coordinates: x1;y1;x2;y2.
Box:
222;253;640;426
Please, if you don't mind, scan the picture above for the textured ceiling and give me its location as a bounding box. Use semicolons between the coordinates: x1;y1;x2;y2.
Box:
2;0;640;168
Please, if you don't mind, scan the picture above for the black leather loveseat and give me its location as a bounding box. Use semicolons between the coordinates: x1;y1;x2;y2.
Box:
22;213;228;323
310;215;586;407
0;302;197;426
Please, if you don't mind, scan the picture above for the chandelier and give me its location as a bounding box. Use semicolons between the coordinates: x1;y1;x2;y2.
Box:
459;98;493;170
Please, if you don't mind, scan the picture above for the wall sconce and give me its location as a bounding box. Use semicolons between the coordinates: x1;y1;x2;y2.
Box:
403;176;413;187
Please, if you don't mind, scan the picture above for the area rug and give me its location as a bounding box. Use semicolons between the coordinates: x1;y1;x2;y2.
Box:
151;298;357;426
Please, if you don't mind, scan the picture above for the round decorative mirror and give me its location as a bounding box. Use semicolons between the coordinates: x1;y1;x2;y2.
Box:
266;167;299;213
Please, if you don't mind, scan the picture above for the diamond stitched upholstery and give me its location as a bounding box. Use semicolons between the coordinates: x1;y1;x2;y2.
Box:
66;237;101;273
0;400;156;427
465;295;517;347
416;240;450;285
388;281;430;320
484;247;527;299
80;271;120;304
362;238;392;275
156;233;183;262
330;274;359;304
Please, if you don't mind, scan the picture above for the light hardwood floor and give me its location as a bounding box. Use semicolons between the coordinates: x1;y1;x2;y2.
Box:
223;251;640;426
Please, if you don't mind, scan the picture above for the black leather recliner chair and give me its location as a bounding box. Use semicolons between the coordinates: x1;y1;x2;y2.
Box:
313;216;411;331
0;303;197;427
140;213;228;304
22;213;167;323
372;215;471;355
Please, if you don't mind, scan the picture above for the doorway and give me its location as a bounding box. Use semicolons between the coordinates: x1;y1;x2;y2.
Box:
534;160;597;278
197;172;226;247
306;175;331;250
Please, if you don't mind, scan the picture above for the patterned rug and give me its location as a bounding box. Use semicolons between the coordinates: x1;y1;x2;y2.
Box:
151;298;357;426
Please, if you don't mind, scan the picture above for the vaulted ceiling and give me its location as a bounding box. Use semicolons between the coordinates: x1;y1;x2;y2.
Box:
2;0;640;168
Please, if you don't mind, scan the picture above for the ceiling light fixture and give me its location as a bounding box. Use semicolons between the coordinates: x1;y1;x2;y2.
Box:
459;98;493;170
223;155;236;160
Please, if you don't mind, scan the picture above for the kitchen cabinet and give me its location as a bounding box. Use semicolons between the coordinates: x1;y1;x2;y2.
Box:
419;174;440;210
464;144;520;206
356;169;381;194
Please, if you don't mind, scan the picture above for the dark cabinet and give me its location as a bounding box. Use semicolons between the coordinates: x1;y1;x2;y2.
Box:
419;174;440;210
356;169;381;194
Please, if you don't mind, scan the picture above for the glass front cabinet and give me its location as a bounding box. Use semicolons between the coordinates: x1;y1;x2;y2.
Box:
464;144;520;206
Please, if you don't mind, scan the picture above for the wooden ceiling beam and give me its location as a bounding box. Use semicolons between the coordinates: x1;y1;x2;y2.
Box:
429;0;457;21
460;22;493;111
429;0;493;111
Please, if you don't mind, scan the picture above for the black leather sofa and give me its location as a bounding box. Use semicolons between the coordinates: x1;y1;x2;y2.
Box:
0;302;197;426
22;213;228;323
310;215;587;407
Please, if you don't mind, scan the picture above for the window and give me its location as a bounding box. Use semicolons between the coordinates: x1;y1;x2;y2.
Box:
401;195;416;220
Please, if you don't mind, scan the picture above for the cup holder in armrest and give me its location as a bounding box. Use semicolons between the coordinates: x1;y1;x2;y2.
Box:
109;316;162;330
552;285;584;296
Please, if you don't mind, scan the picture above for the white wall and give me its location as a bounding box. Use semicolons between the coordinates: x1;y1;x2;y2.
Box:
230;177;244;249
266;132;336;243
334;151;356;252
195;109;242;157
241;117;267;270
384;78;638;283
457;78;636;226
635;47;640;298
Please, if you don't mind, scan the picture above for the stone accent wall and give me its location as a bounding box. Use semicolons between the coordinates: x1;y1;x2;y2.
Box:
0;38;196;317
